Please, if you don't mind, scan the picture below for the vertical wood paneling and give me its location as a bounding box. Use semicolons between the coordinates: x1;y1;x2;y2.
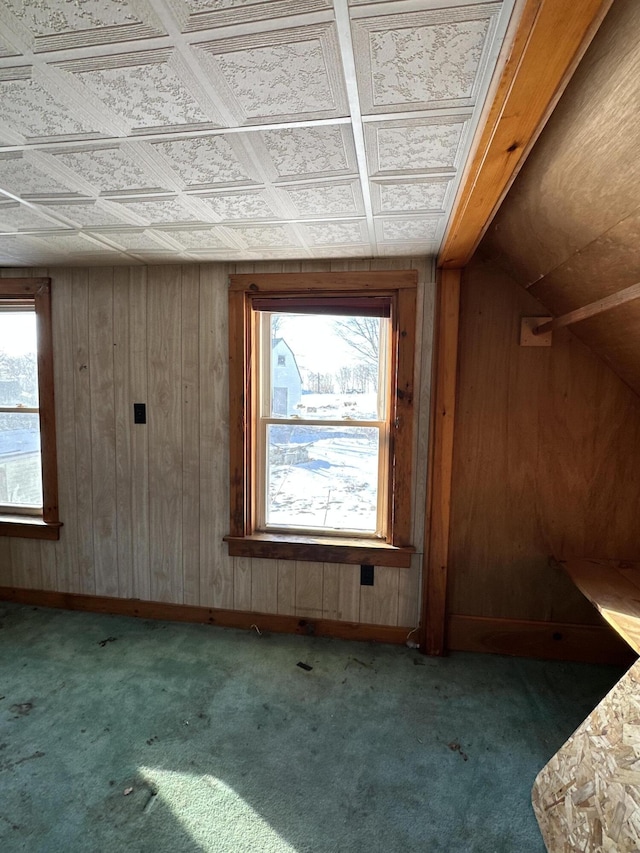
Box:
52;270;78;593
199;264;233;608
277;560;296;615
0;537;12;585
89;269;118;597
449;258;640;625
233;556;252;611
128;268;150;600
322;562;360;622
2;258;432;633
251;557;278;614
360;565;399;626
398;553;421;628
295;560;323;618
322;563;339;619
181;265;200;605
148;267;183;603
10;540;42;589
113;268;133;598
72;269;95;594
39;542;57;591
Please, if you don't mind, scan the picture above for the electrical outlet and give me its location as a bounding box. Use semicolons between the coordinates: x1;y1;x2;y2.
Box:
360;564;374;586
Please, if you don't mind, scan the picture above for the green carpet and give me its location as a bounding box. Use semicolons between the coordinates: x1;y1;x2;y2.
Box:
0;603;622;852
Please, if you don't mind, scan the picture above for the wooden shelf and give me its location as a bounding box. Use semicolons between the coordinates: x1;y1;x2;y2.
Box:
558;558;640;653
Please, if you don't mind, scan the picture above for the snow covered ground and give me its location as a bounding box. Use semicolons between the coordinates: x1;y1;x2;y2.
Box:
266;392;381;533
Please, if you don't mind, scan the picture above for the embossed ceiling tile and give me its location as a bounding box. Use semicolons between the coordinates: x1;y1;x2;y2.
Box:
54;50;223;133
43;146;165;195
90;229;173;251
282;180;363;218
195;24;347;124
0;203;66;232
113;197;207;225
198;190;281;222
30;232;120;254
227;224;299;249
376;216;441;243
0;68;95;142
154;227;232;250
371;178;450;214
0;234;69;264
0;30;20;58
252;125;357;182
36;200;138;228
167;0;330;31
0;0;166;51
309;245;369;258
365;117;469;176
302;220;368;246
149;135;256;188
0;236;28;263
377;241;438;257
0;154;83;198
353;4;499;113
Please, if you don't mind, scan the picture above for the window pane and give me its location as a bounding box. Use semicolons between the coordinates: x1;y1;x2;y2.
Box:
266;424;380;533
0;412;42;508
269;313;384;420
0;311;39;407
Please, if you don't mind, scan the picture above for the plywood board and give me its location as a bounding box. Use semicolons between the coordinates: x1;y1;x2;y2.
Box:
533;659;640;852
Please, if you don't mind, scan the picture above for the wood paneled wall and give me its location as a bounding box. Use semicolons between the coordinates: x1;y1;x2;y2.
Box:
448;257;640;625
0;258;433;630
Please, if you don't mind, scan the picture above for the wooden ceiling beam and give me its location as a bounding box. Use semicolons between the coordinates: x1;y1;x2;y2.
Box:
438;0;614;270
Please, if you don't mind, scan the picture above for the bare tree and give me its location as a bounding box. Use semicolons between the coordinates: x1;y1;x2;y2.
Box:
335;365;352;393
334;317;379;366
271;314;284;338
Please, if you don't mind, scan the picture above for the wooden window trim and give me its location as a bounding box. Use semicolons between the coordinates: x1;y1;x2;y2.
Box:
0;278;61;541
225;271;417;567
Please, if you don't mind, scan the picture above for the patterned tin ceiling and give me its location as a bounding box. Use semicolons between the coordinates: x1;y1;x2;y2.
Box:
0;0;517;265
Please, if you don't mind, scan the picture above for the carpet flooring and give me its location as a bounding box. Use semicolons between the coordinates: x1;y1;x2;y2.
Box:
0;602;623;852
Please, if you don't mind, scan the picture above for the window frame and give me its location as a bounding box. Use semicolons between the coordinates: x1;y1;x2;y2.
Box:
0;278;61;540
225;271;417;567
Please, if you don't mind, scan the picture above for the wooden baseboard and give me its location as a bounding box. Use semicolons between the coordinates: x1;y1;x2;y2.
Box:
448;614;636;667
0;586;412;646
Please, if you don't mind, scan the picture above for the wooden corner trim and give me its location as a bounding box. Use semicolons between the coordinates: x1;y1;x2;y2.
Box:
421;269;461;655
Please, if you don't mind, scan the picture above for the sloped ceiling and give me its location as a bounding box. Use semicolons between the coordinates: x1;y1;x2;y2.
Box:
480;0;640;396
0;0;517;266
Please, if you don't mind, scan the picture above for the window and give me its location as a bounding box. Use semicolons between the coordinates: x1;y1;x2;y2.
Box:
225;271;417;567
0;278;60;540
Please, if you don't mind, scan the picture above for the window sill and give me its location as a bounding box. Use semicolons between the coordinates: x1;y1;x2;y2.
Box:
0;516;62;541
224;533;414;567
